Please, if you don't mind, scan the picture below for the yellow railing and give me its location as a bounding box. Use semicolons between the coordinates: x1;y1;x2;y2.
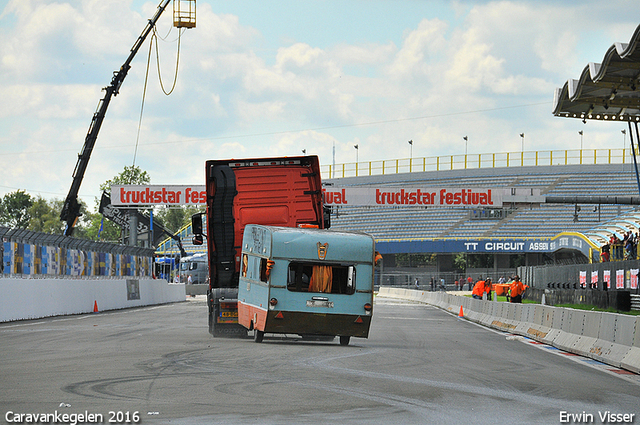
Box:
322;148;639;179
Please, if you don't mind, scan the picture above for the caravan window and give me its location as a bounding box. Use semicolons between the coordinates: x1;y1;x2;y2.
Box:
287;262;355;295
259;258;269;283
241;254;269;283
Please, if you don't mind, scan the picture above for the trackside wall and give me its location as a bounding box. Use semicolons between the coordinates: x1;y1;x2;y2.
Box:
0;277;185;322
378;287;640;374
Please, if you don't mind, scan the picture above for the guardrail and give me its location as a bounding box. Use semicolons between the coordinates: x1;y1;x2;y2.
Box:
378;287;640;374
323;148;638;178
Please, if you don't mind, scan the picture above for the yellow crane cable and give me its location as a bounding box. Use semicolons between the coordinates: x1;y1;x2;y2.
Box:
132;33;154;167
132;26;183;167
154;25;182;95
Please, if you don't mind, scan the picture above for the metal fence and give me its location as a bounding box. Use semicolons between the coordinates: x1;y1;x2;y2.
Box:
377;268;518;291
1;226;155;278
323;147;638;179
518;260;640;294
517;261;640;309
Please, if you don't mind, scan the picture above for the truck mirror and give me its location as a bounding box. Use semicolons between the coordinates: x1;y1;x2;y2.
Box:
192;234;203;246
191;213;203;235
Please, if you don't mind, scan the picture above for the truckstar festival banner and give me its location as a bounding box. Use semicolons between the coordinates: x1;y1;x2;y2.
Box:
111;185;206;206
113;185;511;207
323;187;503;207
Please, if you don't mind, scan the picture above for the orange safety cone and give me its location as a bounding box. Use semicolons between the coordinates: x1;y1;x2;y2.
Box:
93;300;99;313
458;305;464;318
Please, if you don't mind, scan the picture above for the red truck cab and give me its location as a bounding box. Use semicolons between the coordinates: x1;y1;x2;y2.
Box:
192;156;328;336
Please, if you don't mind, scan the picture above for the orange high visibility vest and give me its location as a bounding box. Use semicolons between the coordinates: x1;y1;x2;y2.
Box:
509;280;525;297
472;281;485;297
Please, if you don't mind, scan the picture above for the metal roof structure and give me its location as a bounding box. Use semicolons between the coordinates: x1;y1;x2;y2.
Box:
553;24;640;123
553;23;640;213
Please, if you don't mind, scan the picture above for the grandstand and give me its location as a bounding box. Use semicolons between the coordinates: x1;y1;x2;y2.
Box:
325;161;640;268
154;152;640;283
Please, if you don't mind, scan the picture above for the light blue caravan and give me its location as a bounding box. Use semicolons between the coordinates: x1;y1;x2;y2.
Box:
238;225;375;345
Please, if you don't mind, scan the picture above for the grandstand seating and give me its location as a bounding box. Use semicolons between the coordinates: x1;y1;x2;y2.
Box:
155;162;640;260
326;163;640;246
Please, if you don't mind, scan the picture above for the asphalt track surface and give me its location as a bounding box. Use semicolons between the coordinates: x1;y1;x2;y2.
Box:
1;296;639;425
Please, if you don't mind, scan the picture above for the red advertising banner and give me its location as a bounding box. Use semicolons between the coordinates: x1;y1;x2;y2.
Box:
323;187;503;207
111;185;206;206
616;269;625;289
603;270;611;289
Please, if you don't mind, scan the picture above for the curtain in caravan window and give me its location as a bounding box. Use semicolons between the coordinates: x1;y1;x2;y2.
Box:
309;265;332;293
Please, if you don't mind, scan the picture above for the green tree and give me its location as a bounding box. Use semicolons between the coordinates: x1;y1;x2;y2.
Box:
27;197;65;234
81;209;120;242
467;253;494;269
0;190;33;228
89;165;152;242
99;165;150;195
155;205;204;234
453;253;467;273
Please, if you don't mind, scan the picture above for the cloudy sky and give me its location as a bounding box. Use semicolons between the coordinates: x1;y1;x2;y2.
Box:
0;0;638;208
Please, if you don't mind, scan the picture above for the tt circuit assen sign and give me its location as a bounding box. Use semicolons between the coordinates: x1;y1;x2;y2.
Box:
111;185;206;206
323;187;503;207
375;234;597;259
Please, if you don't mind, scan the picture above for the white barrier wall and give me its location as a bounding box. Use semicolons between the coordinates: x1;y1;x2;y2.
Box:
0;277;186;322
378;287;640;374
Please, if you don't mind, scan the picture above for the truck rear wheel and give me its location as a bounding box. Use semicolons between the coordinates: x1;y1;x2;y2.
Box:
254;330;264;343
339;336;350;346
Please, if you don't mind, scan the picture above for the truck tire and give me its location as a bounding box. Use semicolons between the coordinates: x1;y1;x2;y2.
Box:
339;336;350;346
254;330;264;343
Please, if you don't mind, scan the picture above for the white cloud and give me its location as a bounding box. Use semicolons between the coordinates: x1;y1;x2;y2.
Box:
0;84;99;119
0;0;637;205
275;43;325;70
387;18;448;79
332;42;396;67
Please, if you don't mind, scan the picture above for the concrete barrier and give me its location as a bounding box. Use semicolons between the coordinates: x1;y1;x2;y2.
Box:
513;304;534;336
571;311;602;358
377;287;640;374
521;305;554;343
590;313;634;367
541;307;565;346
185;284;208;296
0;277;186;322
621;318;640;373
552;309;583;354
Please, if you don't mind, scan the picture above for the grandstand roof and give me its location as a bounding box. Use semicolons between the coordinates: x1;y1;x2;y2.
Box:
553;24;640;122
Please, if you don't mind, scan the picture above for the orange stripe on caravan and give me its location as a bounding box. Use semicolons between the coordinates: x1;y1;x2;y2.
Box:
238;302;268;331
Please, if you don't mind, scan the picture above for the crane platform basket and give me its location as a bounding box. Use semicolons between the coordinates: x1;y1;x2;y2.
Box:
173;0;196;28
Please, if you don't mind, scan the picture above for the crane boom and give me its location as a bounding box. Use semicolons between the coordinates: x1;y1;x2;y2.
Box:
60;0;172;236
